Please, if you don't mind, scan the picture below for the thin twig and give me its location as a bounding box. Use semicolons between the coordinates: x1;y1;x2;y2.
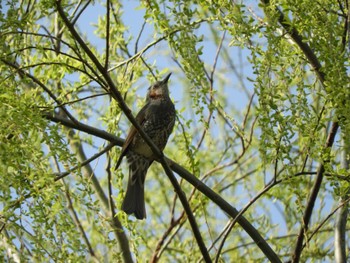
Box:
106;149;117;233
150;215;183;262
135;21;146;54
63;181;100;262
304;196;350;251
105;0;110;70
52;92;109;108
54;142;116;181
196;31;226;150
71;0;92;26
1;59;79;124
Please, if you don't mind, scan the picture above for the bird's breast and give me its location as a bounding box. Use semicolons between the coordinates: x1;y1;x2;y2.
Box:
129;99;175;160
132;141;154;159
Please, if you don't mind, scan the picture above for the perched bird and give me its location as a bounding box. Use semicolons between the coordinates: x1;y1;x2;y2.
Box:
115;73;176;219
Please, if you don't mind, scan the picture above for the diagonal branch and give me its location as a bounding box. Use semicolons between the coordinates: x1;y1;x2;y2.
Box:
162;161;212;262
305;195;350;253
1;59;79;124
260;0;324;82
45;113;282;263
54;142;116;181
55;1;211;261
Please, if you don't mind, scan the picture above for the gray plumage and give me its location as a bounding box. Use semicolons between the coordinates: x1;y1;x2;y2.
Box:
116;73;176;219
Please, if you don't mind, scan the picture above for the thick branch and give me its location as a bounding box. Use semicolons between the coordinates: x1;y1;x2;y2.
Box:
170;160;281;263
162;161;211;262
45;113;281;263
55;2;212;260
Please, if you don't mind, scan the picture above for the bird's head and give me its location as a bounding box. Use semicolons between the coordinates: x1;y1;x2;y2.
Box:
147;73;172;100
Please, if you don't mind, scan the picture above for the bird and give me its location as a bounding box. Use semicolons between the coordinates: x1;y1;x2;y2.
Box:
115;73;176;219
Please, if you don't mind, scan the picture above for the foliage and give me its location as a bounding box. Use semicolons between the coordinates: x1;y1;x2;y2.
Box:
0;0;349;262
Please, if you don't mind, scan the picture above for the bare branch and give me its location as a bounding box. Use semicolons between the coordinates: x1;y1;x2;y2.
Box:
54;142;116;181
105;0;110;70
306;196;350;253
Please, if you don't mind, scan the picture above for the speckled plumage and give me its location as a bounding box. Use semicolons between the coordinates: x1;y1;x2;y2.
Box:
116;73;176;219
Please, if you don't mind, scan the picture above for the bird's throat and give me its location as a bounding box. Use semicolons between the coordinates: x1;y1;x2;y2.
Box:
149;91;164;99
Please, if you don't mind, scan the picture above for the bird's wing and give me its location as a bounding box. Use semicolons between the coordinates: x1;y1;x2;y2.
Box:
115;103;149;170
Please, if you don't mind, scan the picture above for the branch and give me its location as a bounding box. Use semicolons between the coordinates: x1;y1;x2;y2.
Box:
150;215;183;262
63;181;100;262
44;112;123;144
104;0;110;70
305;196;350;252
106;150;117;242
54;142;116;181
1;59;79;124
260;0;324;83
46;114;282;263
54;2;212;260
196;31;226;150
292;122;339;262
62;117;133;263
167;162;282;262
162;163;212;262
334;135;350;263
334;201;348;262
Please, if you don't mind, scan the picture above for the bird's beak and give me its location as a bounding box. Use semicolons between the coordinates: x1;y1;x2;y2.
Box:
161;72;172;84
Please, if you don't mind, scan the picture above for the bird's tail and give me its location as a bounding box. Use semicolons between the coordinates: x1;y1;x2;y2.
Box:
121;152;151;219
